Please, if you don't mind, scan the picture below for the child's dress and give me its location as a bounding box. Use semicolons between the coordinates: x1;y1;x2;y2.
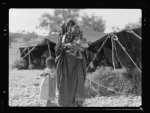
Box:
39;68;56;101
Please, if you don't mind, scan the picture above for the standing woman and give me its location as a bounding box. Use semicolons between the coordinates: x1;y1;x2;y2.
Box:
55;19;87;107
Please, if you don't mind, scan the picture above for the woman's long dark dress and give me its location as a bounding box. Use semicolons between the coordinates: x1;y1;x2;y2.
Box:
55;43;87;106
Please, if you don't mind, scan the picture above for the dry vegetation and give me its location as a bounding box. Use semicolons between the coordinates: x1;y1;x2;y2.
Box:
9;43;141;107
9;69;141;107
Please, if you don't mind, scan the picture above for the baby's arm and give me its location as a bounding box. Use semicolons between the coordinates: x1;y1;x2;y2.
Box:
78;39;89;48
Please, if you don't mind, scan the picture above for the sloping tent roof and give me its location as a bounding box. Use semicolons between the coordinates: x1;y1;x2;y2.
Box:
87;27;141;70
17;38;56;69
113;28;141;69
88;28;141;51
19;38;56;58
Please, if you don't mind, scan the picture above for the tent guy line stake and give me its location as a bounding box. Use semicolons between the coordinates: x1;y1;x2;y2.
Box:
86;34;110;72
112;34;141;73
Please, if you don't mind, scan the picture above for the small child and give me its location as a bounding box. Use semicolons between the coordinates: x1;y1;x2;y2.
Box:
39;57;57;107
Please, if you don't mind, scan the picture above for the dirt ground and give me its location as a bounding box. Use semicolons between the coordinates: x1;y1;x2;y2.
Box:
9;69;141;107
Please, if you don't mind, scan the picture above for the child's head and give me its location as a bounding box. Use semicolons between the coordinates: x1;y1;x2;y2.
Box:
46;57;55;69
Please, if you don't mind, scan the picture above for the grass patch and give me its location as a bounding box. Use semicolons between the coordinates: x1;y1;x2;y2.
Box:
85;66;141;98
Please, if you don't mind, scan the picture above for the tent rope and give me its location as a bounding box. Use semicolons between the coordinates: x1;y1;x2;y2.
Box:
113;38;125;68
112;34;142;73
87;78;125;95
127;29;142;40
86;34;110;72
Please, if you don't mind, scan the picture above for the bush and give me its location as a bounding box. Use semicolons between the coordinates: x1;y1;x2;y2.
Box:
85;66;141;98
11;58;28;69
127;68;141;95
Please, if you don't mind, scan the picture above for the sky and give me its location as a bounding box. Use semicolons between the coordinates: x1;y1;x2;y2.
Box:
9;8;141;36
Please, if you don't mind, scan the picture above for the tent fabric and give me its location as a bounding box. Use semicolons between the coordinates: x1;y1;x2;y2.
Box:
87;28;141;70
114;28;141;69
17;27;141;70
19;38;56;57
18;38;56;69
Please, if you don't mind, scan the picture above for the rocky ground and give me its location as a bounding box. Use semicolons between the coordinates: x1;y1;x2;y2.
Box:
9;69;141;107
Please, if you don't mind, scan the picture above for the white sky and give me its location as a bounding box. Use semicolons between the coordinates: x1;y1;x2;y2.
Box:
9;8;141;35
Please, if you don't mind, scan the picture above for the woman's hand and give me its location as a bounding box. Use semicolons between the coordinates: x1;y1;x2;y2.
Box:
89;62;94;68
64;43;73;48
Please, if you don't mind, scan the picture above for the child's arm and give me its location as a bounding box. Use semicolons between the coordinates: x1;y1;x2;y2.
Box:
40;68;50;77
49;73;55;78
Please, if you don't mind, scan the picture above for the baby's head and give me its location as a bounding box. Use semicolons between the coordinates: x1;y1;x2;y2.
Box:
71;25;81;36
71;25;83;41
46;57;55;69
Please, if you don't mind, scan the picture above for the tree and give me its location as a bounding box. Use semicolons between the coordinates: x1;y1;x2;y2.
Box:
124;18;141;30
80;13;106;32
38;9;81;35
38;9;106;34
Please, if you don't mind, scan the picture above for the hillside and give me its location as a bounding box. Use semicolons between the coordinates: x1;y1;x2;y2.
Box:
9;27;107;44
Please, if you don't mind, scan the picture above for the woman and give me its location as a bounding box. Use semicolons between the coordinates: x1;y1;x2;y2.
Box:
55;19;88;107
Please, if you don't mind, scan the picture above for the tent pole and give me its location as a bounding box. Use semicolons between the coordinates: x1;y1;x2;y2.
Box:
23;46;36;59
28;48;32;70
111;36;116;71
47;39;51;57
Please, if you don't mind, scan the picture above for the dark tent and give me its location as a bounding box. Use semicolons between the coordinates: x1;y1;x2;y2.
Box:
87;28;141;72
18;38;56;69
16;27;141;71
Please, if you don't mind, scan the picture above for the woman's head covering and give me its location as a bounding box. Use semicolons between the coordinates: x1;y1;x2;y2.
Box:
58;19;77;42
61;18;76;35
